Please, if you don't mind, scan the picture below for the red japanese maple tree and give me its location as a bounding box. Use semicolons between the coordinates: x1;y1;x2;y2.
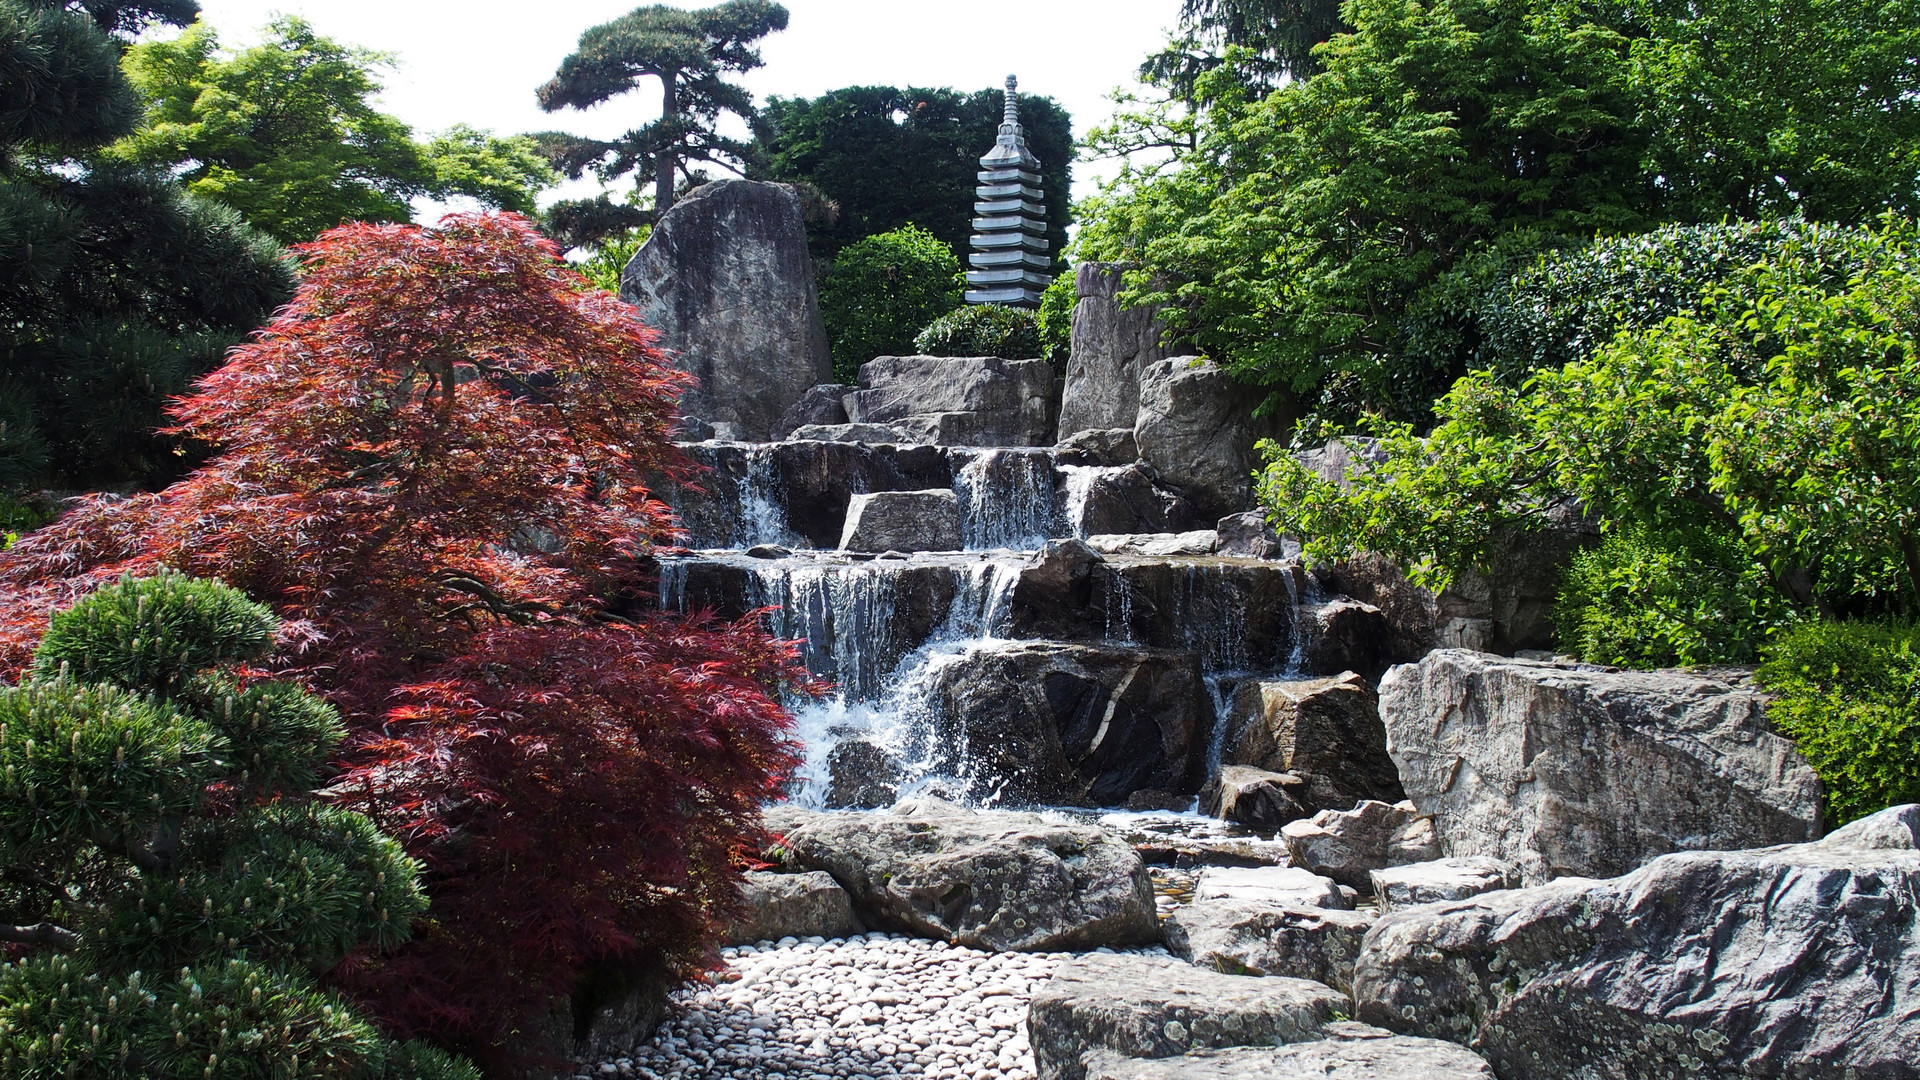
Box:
0;213;807;1072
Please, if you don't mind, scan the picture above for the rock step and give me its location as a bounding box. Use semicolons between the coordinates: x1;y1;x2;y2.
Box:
1080;1025;1496;1080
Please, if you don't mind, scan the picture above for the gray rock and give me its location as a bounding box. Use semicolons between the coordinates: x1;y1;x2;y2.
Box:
1081;1023;1497;1080
777;805;1160;952
728;870;864;944
846;356;1053;447
745;544;790;559
1194;866;1349;910
1215;512;1286;559
929;640;1209;807
1379;650;1824;884
1055;426;1140;465
1063;464;1202;537
1352;805;1920;1078
1280;800;1435;893
1369;857;1518;914
1299;598;1393;683
1199;765;1309;831
1058;263;1171;436
1029;953;1346;1080
774;383;855;437
838;489;962;552
1292;439;1386;489
788;422;905;443
1163;899;1378;993
1086;531;1218;557
620;180;830;440
1133;357;1286;520
822;738;901;809
1222;673;1403;816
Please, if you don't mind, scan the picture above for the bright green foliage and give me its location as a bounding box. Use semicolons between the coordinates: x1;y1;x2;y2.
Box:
750;85;1074;263
1034;270;1076;367
536;1;787;247
0;573;465;1079
1259;218;1920;662
0;0;293;490
1760;621;1920;826
576;226;651;295
114;18;555;244
820;225;962;382
914;305;1041;360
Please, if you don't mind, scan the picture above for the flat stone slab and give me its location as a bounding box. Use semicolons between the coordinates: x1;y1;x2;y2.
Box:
838;489;961;552
728;870;864;944
1370;857;1518;914
1029;953;1347;1080
1195;866;1349;910
1086;531;1218;557
1082;1022;1496;1080
1163;899;1377;993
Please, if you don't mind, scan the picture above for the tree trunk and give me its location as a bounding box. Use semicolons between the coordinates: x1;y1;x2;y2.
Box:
655;72;680;215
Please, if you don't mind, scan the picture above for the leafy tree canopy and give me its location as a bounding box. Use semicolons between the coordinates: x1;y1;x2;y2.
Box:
536;0;787;248
1142;0;1347;100
751;84;1073;263
113;17;556;243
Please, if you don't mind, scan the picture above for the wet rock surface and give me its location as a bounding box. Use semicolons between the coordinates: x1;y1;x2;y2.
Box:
1163;900;1377;993
840;490;963;553
1028;953;1346;1080
1380;650;1824;884
1198;766;1308;831
1353;805;1920;1079
1079;1024;1497;1080
1065;465;1199;536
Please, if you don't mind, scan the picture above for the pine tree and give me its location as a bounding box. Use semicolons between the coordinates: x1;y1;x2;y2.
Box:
0;571;477;1080
0;0;294;491
534;0;788;248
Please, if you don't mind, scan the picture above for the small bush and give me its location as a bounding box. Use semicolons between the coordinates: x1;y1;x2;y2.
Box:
821;226;963;382
1759;621;1920;827
1035;269;1077;366
915;304;1041;359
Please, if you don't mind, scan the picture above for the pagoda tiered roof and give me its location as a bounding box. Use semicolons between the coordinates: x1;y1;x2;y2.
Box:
966;75;1051;305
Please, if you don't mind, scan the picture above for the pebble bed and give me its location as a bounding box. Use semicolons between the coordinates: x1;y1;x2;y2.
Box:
575;934;1173;1080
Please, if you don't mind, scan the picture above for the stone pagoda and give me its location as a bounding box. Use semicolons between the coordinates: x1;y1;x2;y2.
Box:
965;75;1051;306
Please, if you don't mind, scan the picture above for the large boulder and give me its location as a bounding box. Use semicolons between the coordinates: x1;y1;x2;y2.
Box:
1055;426;1140;466
1215;512;1286;559
727;870;864;944
1081;1024;1497;1080
838;489;962;552
929;640;1209;806
1063;464;1202;537
1221;673;1403;815
1029;953;1346;1080
1133;357;1287;520
620;180;830;440
1163;900;1378;993
774;383;854;437
1380;650;1824;884
1368;857;1517;915
1058;262;1171;436
1352;805;1920;1078
1199;765;1309;831
1280;800;1439;892
1298;599;1394;682
846;356;1054;447
775;804;1160;953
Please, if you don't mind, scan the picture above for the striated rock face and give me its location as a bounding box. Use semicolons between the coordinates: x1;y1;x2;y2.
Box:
774;804;1160;953
1067;464;1201;536
1379;650;1823;884
1280;800;1438;892
1080;1024;1497;1080
1199;765;1308;831
728;871;865;944
1055;427;1140;465
930;640;1209;807
846;356;1054;447
621;180;831;440
1352;806;1920;1079
1058;263;1170;436
1029;953;1345;1080
839;489;962;552
1221;673;1402;815
1163;900;1377;993
1134;357;1286;521
774;383;854;438
1369;857;1517;914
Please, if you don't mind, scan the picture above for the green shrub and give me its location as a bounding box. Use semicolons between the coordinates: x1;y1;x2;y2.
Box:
1760;621;1920;827
1035;269;1077;366
821;225;963;382
0;572;474;1080
914;304;1041;359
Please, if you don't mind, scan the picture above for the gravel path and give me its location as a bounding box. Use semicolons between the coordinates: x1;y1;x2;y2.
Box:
576;934;1170;1080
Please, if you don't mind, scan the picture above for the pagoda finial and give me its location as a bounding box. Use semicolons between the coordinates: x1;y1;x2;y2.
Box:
1003;75;1020;129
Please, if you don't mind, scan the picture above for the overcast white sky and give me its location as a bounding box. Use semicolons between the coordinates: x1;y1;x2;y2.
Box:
182;1;1184;214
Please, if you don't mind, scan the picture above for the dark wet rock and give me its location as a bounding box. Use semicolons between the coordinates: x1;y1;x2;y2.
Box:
930;640;1209;807
1369;857;1518;914
771;441;955;548
1221;672;1402;815
775;383;854;437
823;738;902;809
1199;765;1310;831
1058;262;1171;436
621;180;830;440
1164;900;1377;993
1055;426;1141;465
1080;1025;1496;1080
1065;464;1202;536
1133;357;1288;521
1352;806;1920;1079
728;870;865;944
1029;953;1345;1080
1299;599;1394;683
775;804;1160;953
838;489;962;552
745;544;790;559
1124;789;1192;813
1280;800;1438;893
846;355;1054;447
1380;650;1823;884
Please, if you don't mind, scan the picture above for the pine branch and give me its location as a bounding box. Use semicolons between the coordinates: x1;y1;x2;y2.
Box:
0;922;80;950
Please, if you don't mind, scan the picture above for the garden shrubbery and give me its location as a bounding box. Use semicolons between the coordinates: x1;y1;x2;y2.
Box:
820;225;962;381
1759;622;1920;826
914;304;1041;359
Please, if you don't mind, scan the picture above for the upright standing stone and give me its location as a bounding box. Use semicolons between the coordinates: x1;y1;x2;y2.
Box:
966;76;1051;306
621;179;831;440
1134;357;1288;520
1059;263;1170;435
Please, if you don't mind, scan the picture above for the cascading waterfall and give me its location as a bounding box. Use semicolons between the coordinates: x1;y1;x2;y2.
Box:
955;448;1061;550
1059;463;1134;538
